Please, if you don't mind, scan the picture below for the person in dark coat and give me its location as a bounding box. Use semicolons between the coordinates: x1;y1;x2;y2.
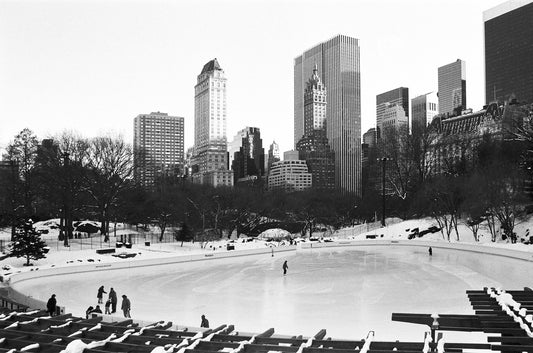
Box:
121;295;131;318
46;294;57;316
92;305;102;314
97;286;107;304
428;247;433;256
105;299;111;315
109;288;118;313
85;306;94;319
200;314;209;328
282;260;288;275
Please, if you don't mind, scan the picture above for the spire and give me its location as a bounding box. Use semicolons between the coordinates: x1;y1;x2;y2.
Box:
306;63;322;88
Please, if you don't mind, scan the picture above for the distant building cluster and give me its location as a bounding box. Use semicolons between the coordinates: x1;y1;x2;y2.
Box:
130;0;533;195
361;0;533;195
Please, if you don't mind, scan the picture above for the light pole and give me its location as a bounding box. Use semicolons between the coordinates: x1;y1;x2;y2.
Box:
377;157;392;227
62;152;70;247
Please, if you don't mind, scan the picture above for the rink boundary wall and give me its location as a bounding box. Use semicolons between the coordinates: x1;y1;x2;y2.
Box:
300;239;533;262
5;246;296;311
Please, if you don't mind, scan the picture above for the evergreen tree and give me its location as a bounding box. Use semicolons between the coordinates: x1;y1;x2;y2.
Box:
10;219;48;266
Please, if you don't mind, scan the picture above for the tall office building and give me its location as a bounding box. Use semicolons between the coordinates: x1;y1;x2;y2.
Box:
376;87;409;139
438;59;466;116
133;112;184;187
484;0;533;104
303;64;327;136
230;127;265;183
411;92;438;135
266;141;280;174
294;34;361;195
296;66;335;190
191;58;233;187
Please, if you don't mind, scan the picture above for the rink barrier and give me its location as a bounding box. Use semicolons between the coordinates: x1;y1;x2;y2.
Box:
6;246;297;311
300;239;533;262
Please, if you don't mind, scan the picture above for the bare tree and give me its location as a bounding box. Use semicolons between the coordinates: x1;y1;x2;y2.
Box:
84;135;133;241
4;128;39;217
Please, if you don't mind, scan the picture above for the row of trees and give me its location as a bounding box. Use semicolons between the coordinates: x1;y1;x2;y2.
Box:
0;129;133;243
2;107;533;246
0;129;360;243
364;104;533;243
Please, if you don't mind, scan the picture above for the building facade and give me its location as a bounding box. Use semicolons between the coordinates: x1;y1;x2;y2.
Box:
296;66;334;190
426;102;524;175
438;59;467;116
411;92;438;135
297;130;335;190
191;58;233;187
266;141;281;174
484;0;533;104
267;151;312;192
133;112;184;187
294;34;361;195
230;127;265;183
376;87;409;139
303;64;327;136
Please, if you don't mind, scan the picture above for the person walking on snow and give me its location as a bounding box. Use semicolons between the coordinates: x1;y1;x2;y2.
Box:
428;247;433;256
46;294;57;317
109;287;117;313
201;314;209;328
97;285;107;304
282;260;288;275
105;299;111;315
121;295;131;318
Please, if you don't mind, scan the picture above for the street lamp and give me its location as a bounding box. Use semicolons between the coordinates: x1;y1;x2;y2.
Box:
62;152;70;247
377;157;392;227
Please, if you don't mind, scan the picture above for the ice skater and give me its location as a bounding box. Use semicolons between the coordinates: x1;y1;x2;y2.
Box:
46;294;57;317
201;314;209;328
428;247;433;256
97;285;107;304
282;260;288;275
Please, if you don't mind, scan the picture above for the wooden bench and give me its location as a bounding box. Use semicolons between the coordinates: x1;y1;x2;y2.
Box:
95;248;116;254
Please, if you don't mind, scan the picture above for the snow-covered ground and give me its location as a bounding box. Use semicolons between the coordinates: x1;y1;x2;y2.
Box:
1;216;533;341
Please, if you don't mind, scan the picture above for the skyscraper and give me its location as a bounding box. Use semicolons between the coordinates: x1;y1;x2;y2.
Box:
191;58;233;187
266;141;280;174
296;66;335;190
438;59;466;116
376;87;409;139
229;127;265;183
411;92;438;135
484;0;533;104
133;112;184;187
294;34;361;195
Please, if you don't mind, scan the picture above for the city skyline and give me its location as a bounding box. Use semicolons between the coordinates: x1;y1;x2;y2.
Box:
0;0;506;155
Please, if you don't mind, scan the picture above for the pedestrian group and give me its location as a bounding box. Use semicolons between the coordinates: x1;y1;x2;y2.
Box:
82;286;129;319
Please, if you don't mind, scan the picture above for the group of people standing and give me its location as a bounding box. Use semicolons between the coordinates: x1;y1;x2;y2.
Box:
85;285;130;319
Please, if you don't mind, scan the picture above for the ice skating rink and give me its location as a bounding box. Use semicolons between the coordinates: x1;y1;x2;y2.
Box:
14;246;533;340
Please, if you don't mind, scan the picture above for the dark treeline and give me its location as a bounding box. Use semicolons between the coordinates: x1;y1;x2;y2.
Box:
1;109;533;245
365;103;533;243
0;129;360;243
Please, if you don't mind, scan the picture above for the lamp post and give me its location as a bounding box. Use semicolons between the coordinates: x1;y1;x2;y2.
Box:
62;152;70;247
377;157;392;227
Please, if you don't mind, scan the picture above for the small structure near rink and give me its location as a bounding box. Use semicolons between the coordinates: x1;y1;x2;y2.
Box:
1;287;533;353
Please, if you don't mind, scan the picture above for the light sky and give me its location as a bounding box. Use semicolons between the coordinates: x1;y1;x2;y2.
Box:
0;0;504;155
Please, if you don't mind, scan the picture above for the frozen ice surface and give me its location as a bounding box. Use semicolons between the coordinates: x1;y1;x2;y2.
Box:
14;246;533;341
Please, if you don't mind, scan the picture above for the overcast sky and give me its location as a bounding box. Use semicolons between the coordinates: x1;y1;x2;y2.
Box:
0;0;505;155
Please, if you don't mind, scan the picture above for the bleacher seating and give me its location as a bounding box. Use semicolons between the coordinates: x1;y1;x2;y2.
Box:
2;288;533;352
